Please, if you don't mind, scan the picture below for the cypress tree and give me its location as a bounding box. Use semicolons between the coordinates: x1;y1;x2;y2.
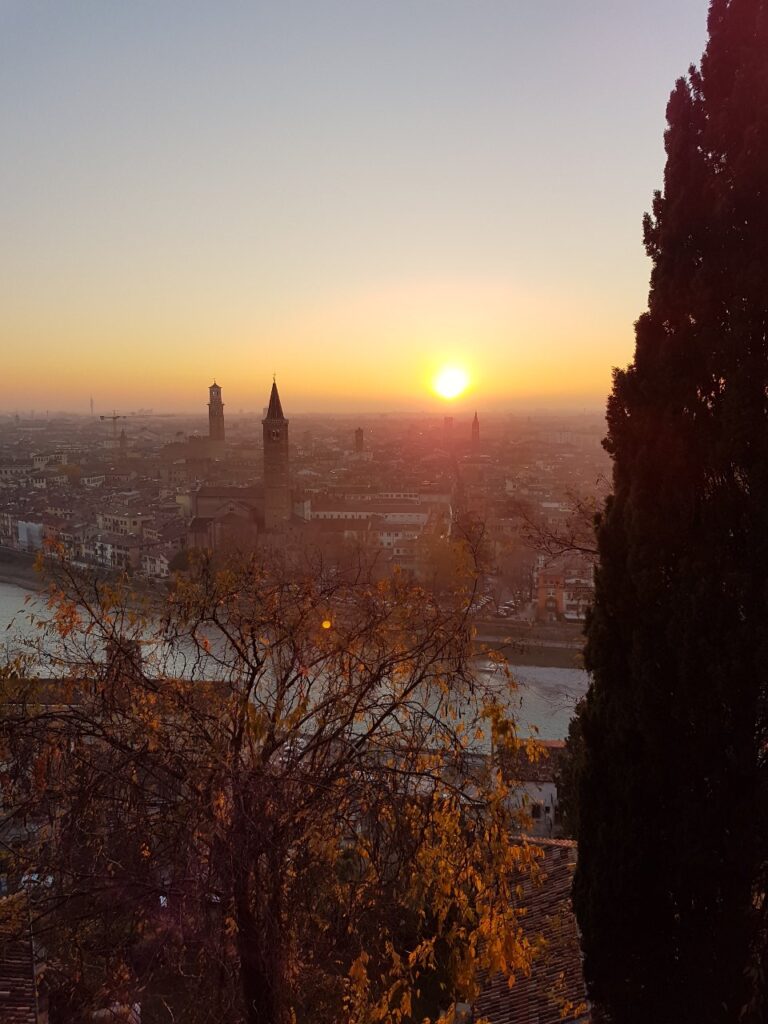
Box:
574;2;768;1021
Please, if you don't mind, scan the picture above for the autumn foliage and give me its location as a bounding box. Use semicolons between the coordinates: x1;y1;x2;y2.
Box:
1;551;541;1023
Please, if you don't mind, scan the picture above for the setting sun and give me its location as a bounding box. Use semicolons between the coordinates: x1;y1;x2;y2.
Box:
433;365;469;400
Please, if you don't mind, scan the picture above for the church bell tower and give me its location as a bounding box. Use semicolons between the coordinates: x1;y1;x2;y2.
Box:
262;379;291;531
471;411;480;450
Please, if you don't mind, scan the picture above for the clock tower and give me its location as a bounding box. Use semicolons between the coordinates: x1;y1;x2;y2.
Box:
208;381;225;444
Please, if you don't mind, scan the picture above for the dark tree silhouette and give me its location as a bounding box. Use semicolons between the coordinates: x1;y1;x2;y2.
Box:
574;2;768;1021
553;699;585;840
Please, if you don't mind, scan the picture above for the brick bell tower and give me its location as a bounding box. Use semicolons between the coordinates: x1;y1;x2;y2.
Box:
262;378;291;531
208;381;225;443
471;411;480;450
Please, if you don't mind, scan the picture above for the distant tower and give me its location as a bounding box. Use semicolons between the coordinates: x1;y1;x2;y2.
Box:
262;379;291;531
443;416;454;450
90;396;94;418
208;382;225;443
471;411;480;450
354;427;364;453
119;427;128;455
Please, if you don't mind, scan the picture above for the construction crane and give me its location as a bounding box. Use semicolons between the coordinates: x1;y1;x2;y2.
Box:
100;410;127;446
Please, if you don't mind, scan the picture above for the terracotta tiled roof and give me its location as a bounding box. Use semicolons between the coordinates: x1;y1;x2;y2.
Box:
474;839;591;1024
0;894;39;1024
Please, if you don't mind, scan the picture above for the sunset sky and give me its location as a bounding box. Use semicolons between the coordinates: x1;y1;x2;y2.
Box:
1;1;709;415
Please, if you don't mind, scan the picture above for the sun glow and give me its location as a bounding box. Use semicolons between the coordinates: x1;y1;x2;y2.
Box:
433;365;469;400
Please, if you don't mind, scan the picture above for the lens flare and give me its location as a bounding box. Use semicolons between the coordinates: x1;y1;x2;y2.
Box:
433;366;469;400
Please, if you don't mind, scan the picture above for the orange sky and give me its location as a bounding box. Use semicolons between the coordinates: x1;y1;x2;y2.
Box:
3;274;641;414
3;269;645;414
0;2;708;415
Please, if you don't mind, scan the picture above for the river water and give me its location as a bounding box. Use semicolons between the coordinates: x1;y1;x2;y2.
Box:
0;580;44;659
0;581;588;740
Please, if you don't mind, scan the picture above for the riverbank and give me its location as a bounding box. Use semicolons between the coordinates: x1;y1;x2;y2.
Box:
0;556;586;667
488;642;584;670
0;549;165;601
475;620;585;669
0;549;42;592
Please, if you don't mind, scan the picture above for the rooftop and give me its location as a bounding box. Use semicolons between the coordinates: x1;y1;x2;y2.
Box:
474;839;592;1024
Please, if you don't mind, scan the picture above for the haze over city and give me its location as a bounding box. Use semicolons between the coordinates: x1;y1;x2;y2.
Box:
2;0;708;413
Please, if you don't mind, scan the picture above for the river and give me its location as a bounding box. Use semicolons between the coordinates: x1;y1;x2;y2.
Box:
0;581;588;740
0;579;43;659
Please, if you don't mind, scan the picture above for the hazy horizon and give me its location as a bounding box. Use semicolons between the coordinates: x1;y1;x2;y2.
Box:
0;393;611;420
0;396;608;419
